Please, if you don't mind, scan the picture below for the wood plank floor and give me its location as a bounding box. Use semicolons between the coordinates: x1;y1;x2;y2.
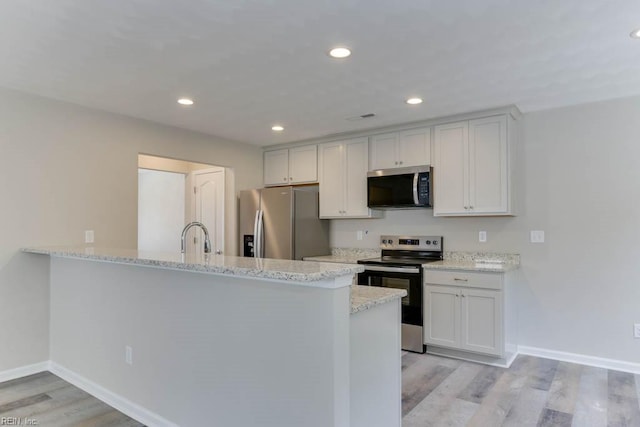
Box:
402;353;640;427
0;372;143;427
2;354;639;427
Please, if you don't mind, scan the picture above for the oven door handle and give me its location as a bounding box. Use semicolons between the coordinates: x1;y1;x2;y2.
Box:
362;265;420;274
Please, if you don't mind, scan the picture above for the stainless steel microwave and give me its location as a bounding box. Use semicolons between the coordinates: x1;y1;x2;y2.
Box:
367;166;432;209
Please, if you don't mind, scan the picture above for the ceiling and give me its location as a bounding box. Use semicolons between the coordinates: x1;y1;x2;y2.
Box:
2;0;640;146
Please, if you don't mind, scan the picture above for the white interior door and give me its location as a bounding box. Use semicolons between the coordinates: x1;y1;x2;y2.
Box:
188;169;225;255
138;169;185;252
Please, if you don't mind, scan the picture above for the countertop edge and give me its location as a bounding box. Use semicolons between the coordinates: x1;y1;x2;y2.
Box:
350;285;407;314
22;247;364;285
423;261;520;273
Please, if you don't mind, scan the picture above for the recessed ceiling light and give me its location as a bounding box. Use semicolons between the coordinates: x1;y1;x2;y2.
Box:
328;47;351;59
271;125;284;132
406;97;423;105
630;28;640;38
177;98;194;106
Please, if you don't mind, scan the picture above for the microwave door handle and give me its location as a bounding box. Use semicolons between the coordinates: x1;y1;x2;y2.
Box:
412;172;419;205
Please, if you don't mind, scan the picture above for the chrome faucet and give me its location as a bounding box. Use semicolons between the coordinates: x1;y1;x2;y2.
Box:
181;221;212;254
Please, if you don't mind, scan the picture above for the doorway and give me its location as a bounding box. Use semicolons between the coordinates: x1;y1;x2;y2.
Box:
137;154;236;255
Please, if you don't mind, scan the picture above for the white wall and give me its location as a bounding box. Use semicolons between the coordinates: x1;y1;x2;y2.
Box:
0;87;263;372
49;257;350;426
331;95;640;365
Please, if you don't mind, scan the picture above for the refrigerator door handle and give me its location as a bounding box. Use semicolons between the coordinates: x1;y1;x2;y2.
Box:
253;210;260;258
257;210;264;258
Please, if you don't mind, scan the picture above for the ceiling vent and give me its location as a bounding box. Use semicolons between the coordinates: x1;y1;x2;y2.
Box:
345;113;376;121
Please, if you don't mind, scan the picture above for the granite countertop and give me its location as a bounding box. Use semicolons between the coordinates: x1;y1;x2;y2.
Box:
424;251;520;272
350;285;406;314
304;248;380;264
304;254;367;264
306;250;520;273
22;246;363;284
423;259;519;273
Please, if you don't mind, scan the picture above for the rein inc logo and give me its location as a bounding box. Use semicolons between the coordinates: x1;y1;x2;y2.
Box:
1;418;39;425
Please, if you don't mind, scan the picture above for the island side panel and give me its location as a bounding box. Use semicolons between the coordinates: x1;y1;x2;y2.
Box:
350;299;402;427
49;256;351;427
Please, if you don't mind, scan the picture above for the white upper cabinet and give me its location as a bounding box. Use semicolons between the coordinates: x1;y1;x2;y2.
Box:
318;138;382;219
369;127;431;170
264;149;289;186
264;145;317;186
434;115;512;216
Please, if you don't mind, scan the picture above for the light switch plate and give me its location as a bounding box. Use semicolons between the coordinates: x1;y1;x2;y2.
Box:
479;231;487;243
530;230;545;243
85;230;94;244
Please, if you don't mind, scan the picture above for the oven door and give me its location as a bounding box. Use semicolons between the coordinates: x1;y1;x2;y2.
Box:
357;265;424;352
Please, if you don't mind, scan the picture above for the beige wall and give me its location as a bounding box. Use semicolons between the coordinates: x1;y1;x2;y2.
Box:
332;95;640;365
0;87;262;371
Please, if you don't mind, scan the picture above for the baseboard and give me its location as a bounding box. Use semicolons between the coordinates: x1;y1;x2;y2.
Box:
49;362;178;427
518;346;640;374
426;346;516;368
0;361;50;383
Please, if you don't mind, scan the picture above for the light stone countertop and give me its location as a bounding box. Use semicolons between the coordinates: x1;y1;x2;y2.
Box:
304;254;371;264
306;248;520;273
22;246;363;285
350;285;406;314
425;251;520;272
423;259;519;273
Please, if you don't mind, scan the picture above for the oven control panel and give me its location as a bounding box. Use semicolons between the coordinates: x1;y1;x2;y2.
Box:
380;235;443;251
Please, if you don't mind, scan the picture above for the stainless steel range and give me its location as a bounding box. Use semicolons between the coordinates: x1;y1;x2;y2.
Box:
357;235;443;353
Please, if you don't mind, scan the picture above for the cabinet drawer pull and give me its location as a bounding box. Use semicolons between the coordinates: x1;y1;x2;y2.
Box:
290;177;293;181
454;278;468;282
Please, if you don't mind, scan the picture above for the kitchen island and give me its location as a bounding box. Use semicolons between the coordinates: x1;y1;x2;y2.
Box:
22;247;404;427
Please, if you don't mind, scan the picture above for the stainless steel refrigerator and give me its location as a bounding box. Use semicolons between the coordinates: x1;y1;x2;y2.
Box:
238;185;330;260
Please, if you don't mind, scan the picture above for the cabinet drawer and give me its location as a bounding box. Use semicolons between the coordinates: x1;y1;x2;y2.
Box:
424;270;503;290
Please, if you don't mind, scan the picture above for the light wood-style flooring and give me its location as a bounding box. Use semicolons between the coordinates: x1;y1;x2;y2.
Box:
402;353;640;426
0;372;143;427
2;354;639;426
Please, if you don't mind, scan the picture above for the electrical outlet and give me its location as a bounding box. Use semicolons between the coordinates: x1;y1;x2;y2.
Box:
634;323;640;338
530;230;545;243
125;346;133;365
356;230;363;241
85;230;94;244
479;231;487;243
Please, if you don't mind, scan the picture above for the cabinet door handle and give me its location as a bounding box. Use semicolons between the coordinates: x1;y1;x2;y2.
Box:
283;177;287;181
461;294;466;297
455;294;460;297
469;206;474;210
399;161;403;165
394;161;398;165
454;278;468;282
290;177;293;181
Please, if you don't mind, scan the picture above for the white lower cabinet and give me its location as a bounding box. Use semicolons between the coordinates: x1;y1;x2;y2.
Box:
424;270;507;358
